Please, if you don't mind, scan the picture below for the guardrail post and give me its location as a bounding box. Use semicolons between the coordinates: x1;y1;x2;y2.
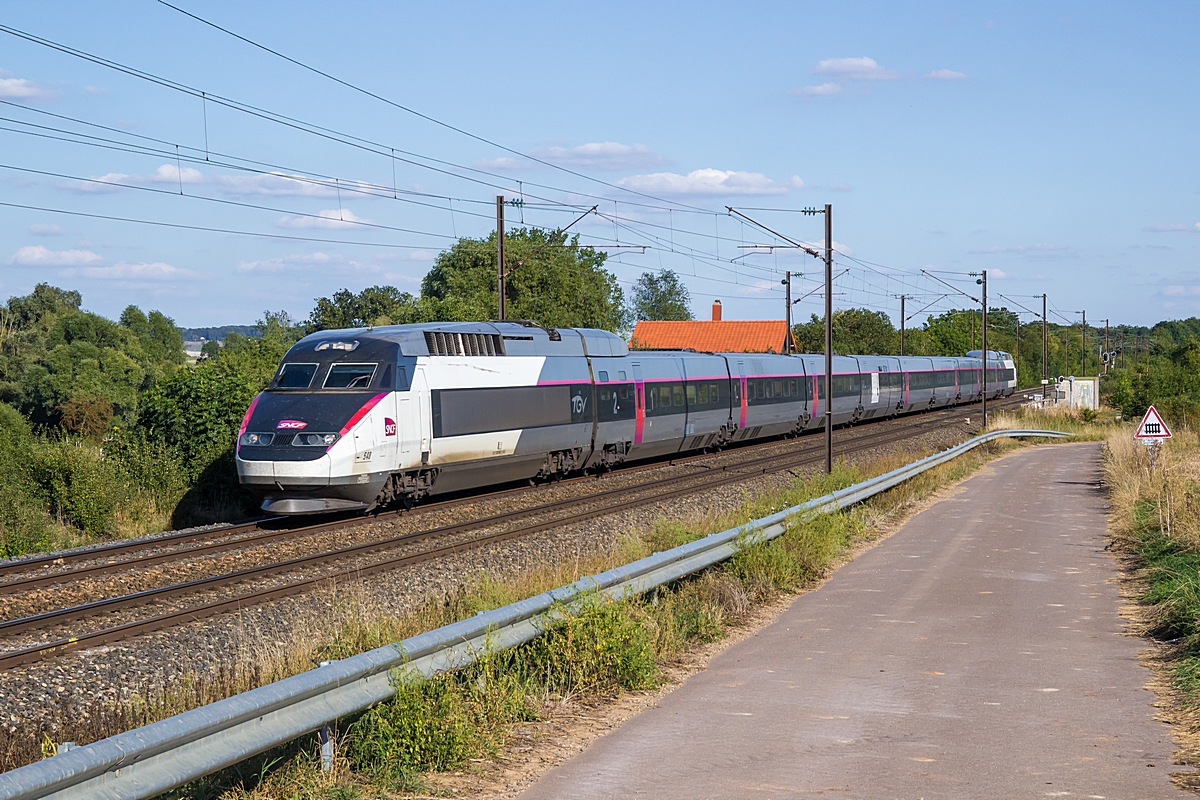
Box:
54;743;75;756
317;661;335;772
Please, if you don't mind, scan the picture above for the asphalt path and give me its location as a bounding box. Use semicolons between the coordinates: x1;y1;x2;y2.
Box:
519;442;1188;799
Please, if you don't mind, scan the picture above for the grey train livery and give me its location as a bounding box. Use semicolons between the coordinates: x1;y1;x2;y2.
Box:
236;322;1016;514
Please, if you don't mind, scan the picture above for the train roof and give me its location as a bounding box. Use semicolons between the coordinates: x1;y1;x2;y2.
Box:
297;321;630;358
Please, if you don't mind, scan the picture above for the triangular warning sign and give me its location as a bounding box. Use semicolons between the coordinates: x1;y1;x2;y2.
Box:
1135;405;1172;439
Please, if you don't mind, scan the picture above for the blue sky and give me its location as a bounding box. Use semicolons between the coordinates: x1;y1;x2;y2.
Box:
1;1;1197;329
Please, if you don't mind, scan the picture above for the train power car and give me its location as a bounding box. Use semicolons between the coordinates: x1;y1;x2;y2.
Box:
236;322;1015;514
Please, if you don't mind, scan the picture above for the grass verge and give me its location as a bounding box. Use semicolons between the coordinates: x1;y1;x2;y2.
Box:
2;423;1068;797
1102;423;1200;790
135;432;1057;800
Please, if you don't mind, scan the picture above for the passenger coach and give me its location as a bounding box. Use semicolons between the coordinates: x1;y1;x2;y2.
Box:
236;322;1015;514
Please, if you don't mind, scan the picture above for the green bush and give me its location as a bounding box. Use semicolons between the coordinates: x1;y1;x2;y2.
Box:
343;677;477;787
0;403;51;555
29;437;124;539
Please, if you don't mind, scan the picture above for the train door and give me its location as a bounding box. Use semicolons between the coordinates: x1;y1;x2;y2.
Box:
736;360;747;430
351;410;377;476
632;362;645;445
374;388;399;470
413;365;432;462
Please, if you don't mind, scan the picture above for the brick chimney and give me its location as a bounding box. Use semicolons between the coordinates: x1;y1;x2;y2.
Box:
712;300;722;321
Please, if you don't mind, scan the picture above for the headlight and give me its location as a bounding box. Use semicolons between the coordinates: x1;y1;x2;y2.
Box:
293;433;339;447
239;432;274;446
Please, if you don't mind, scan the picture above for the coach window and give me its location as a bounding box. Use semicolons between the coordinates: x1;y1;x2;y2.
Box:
673;385;684;407
599;371;609;382
618;371;627;380
686;384;697;405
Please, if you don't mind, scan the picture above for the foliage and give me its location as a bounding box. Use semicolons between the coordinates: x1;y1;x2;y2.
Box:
308;229;626;334
627;269;693;322
793;308;898;355
1106;336;1200;427
0;403;50;556
0;283;186;427
422;228;626;330
29;438;124;538
308;285;424;331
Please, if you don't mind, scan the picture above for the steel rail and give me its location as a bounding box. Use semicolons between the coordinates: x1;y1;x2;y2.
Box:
0;398;1017;595
0;397;1016;589
0;428;1069;800
0;403;1013;668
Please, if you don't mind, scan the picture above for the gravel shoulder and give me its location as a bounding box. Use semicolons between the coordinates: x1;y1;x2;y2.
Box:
0;413;978;749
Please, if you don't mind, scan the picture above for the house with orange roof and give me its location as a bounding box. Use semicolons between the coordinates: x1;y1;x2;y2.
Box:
629;300;795;354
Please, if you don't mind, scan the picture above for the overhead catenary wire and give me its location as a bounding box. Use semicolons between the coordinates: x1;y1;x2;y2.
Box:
0;22;720;219
153;0;716;214
0;102;769;259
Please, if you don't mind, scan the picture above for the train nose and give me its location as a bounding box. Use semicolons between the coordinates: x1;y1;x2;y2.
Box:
235;453;332;485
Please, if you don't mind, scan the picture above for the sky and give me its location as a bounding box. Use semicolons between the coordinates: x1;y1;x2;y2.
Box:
0;1;1197;330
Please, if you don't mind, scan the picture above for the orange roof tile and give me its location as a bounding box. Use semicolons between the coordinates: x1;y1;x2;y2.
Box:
629;320;793;354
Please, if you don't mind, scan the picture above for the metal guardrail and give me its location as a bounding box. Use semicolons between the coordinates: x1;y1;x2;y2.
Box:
0;428;1069;800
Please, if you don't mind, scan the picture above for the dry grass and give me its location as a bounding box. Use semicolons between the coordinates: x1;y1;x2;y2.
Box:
1100;423;1200;791
10;436;1049;798
987;402;1111;440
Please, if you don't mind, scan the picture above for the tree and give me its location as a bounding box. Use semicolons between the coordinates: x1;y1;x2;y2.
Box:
0;286;187;428
308;285;425;331
792;308;899;355
628;270;692;322
422;228;626;331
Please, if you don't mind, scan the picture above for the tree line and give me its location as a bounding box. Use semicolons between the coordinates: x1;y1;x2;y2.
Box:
0;224;1194;556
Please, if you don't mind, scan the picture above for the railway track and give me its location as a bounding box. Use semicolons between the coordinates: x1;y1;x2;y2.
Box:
0;397;1027;669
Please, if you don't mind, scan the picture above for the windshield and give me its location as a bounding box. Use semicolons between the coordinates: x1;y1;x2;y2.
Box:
276;363;318;389
324;363;377;389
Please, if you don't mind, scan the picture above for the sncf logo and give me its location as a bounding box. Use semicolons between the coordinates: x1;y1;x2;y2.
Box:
384;418;397;437
276;420;308;430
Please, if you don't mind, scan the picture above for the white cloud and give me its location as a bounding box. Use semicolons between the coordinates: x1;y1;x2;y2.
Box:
927;69;967;80
529;142;668;171
790;83;842;97
474;157;534;171
237;251;348;273
275;209;376;229
617;168;787;196
68;172;130;193
215;172;341;197
62;261;205;280
374;250;437;262
8;245;102;266
789;176;806;189
66;164;205;193
814;57;899;81
147;164;204;184
0;76;55;100
990;268;1009;278
1145;222;1200;232
29;223;65;236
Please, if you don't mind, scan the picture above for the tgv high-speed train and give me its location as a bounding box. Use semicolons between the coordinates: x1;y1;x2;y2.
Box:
236;322;1015;514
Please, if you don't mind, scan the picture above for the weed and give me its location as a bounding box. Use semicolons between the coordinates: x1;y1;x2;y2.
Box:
24;437;1032;797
